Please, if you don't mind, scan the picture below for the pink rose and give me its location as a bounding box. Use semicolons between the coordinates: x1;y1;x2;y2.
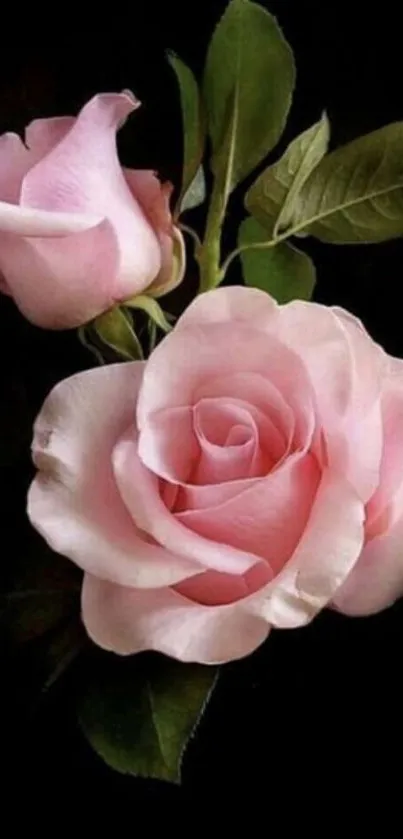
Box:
0;91;182;328
28;287;403;664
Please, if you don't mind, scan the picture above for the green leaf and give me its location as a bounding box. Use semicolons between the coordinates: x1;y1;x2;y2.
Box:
78;325;105;365
78;653;217;783
203;0;295;195
281;122;403;243
239;216;316;302
41;618;85;692
168;53;205;212
246;113;330;237
93;307;143;361
180;165;206;213
0;545;81;645
125;295;172;333
0;588;79;644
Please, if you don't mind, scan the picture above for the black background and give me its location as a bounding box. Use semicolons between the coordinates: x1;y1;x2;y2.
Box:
1;0;403;821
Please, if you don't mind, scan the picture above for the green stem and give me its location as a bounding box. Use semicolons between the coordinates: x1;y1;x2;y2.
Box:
179;223;201;249
220;225;296;279
220;237;277;277
197;181;227;293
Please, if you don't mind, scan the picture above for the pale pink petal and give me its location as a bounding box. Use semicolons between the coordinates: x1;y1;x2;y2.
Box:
21;92;161;300
249;471;365;627
0;201;102;236
0;219;120;328
175;285;280;332
137;323;315;451
138;406;199;483
124;169;172;234
82;574;270;664
138;382;290;486
194;372;294;452
275;301;385;500
192;398;271;484
0;132;32;202
366;357;403;531
124;169;176;296
25;116;75;160
112;429;263;575
173;476;261;513
177;452;320;574
175;562;273;606
332;509;403;616
28;364;202;587
82;471;364;662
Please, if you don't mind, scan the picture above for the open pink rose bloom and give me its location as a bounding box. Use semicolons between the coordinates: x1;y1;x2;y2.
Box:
28;287;403;663
0;91;181;328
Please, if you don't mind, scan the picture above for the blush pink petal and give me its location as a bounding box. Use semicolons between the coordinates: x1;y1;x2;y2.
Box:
173;476;261;513
112;430;262;575
192;398;272;484
175;285;280;331
82;472;364;663
367;358;403;529
20;92;162;300
194;372;294;452
137;323;315;450
124;169;178;296
175;562;273;606
0;219;120;328
0;132;32;202
138;406;199;483
28;364;202;587
0;201;102;236
124;169;172;233
138;380;290;486
250;470;365;627
332;506;403;616
82;574;270;664
177;451;320;573
274;301;385;500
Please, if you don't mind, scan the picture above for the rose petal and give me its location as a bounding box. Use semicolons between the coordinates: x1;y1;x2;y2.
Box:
175;562;273;606
82;471;365;662
20;92;161;299
138;384;290;487
28;364;202;587
82;573;270;664
175;285;280;332
177;451;320;574
173;476;261;513
124;170;176;296
332;508;403;616
0;201;102;236
137;323;316;452
124;169;172;234
138;406;199;483
192;397;274;484
194;372;294;440
113;429;263;575
366;357;403;531
250;471;365;627
0;219;120;328
275;301;385;500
